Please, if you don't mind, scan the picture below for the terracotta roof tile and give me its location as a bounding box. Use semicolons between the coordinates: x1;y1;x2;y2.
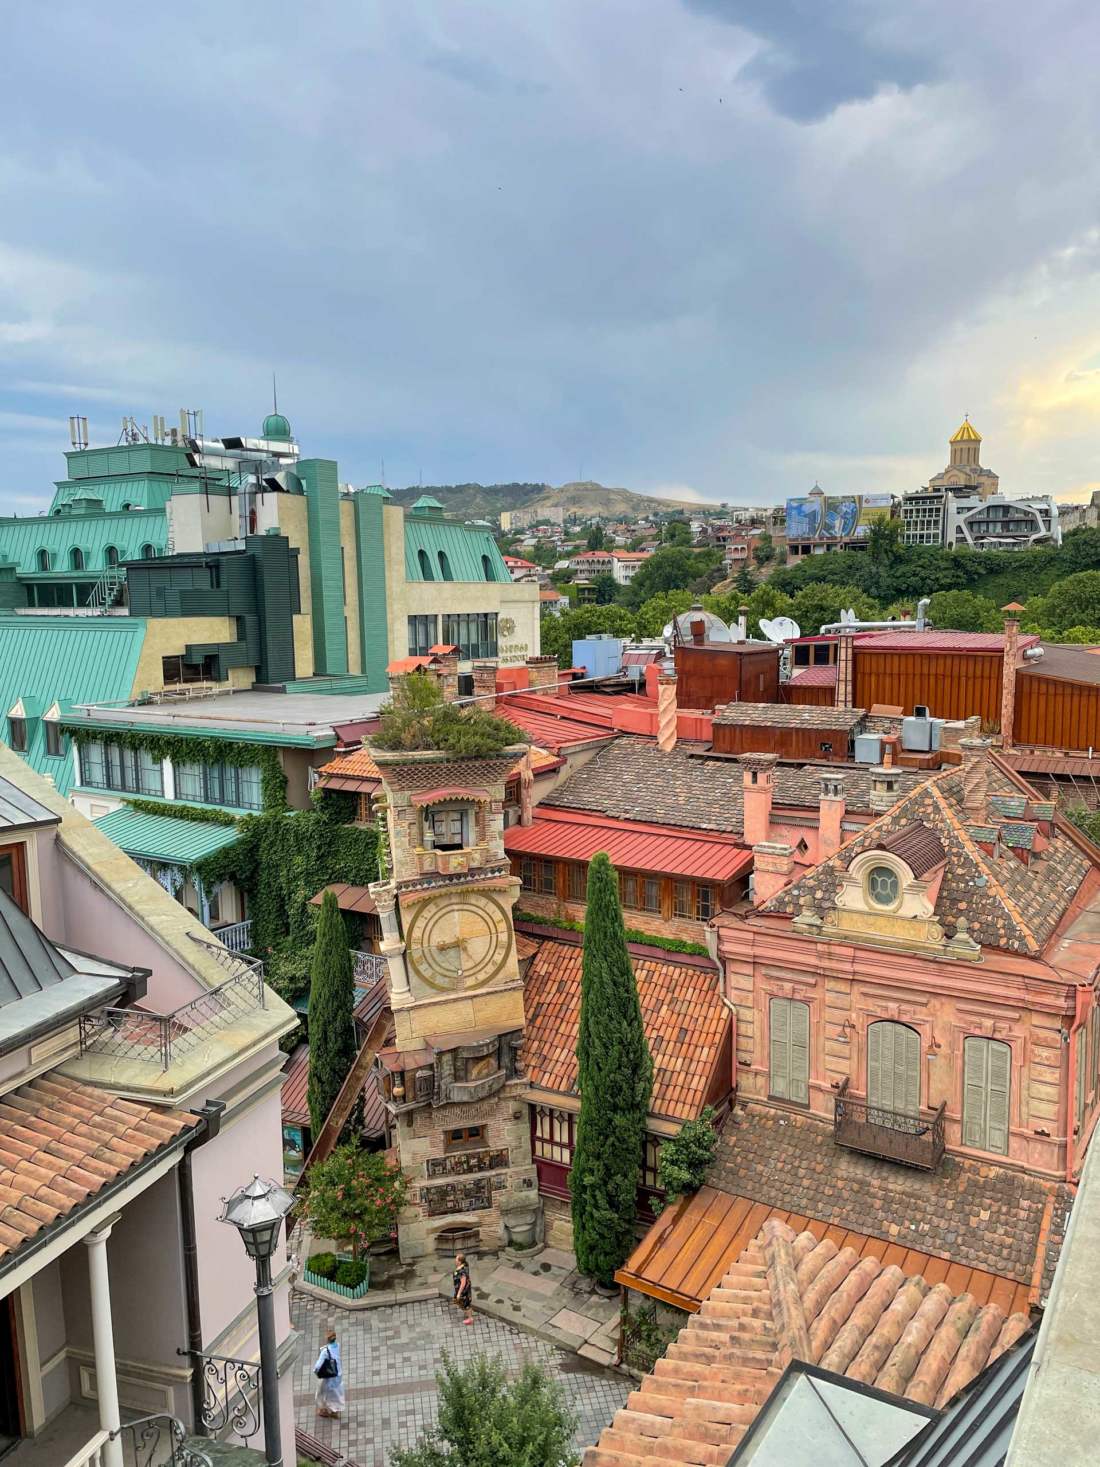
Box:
584;1215;1034;1465
318;743;559;788
521;938;729;1122
0;1076;194;1263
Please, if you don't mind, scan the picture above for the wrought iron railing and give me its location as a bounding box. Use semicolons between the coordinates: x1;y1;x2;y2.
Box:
834;1078;946;1171
78;939;266;1071
352;948;388;984
179;1348;262;1444
111;1415;212;1467
620;1299;679;1375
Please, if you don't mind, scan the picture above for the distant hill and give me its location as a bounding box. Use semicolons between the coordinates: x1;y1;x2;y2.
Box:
388;480;703;522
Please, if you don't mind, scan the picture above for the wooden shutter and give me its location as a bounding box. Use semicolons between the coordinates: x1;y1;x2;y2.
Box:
963;1037;989;1148
986;1041;1010;1154
789;1000;810;1104
868;1022;920;1115
1075;1027;1087;1130
769;998;810;1104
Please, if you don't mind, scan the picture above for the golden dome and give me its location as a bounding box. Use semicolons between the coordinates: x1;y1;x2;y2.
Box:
950;417;982;443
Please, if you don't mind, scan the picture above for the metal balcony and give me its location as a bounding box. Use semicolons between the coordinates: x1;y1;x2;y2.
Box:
834;1078;946;1171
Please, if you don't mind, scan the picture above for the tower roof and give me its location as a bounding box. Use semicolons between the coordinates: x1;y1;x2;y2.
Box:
950;417;982;443
262;412;292;442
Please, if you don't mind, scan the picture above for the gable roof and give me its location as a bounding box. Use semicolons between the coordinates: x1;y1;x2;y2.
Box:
505;807;753;883
583;1216;1031;1466
0;886;73;1007
521;937;729;1123
762;754;1091;955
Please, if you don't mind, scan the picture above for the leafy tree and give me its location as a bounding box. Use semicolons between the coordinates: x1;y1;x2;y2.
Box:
662;518;693;546
867;518;903;562
1057;625;1100;644
926;589;1003;633
734;563;756;595
708;584;794;637
788;582;880;637
1027;571;1100;637
633;590;695;638
306;890;359;1139
625;547;713;607
372;670;526;755
657;1107;718;1208
586;523;607;550
539;605;638;668
301;1143;407;1260
392;1355;577;1467
592;572;619;604
775;545;788;565
751;530;775;566
571;854;653;1286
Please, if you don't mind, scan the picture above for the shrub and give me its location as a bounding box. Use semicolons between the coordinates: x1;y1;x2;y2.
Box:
372;671;526;755
306;1251;338;1280
333;1258;369;1289
657;1107;719;1207
301;1144;408;1260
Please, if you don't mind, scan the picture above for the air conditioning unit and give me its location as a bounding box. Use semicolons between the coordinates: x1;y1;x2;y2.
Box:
902;708;941;753
854;734;882;764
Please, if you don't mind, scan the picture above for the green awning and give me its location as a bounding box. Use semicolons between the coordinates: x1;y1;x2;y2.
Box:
93;807;241;866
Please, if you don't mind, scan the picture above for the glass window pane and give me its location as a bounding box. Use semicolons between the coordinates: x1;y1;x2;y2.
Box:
176;762;202;801
82;741;106;787
238;766;262;809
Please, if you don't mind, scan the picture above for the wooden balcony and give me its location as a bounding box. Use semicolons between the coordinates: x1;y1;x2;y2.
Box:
833;1078;946;1171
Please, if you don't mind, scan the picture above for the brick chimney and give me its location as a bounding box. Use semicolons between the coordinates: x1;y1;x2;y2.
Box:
526;655;560;696
880;734;900;768
519;747;534;826
471;660;499;701
752;841;795;905
1000;617;1019;751
869;765;903;815
818;773;846;860
835;632;855;709
960;736;992;815
657;674;678;753
740;752;778;847
435;649;460;702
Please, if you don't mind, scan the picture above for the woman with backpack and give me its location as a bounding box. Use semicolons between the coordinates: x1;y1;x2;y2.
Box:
314;1327;345;1417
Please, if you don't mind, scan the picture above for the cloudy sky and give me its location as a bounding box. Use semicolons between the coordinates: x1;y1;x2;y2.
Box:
2;1;1100;510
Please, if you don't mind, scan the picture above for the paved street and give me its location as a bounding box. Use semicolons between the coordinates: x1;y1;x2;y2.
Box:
293;1291;630;1466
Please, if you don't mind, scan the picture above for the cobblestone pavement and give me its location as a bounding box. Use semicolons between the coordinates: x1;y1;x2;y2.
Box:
293;1291;630;1466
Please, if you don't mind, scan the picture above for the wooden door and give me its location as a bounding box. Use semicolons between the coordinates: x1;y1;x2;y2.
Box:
962;1038;1011;1154
867;1021;921;1116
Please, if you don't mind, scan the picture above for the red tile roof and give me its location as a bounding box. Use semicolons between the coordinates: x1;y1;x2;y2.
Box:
505;807;752;883
522;938;730;1122
788;665;838;687
318;742;559;790
585;1216;1032;1465
0;1076;195;1261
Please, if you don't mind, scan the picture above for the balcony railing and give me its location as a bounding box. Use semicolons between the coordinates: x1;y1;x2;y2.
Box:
834;1078;946;1171
353;948;389;984
78;938;265;1071
61;1431;110;1467
212;918;253;953
179;1348;262;1445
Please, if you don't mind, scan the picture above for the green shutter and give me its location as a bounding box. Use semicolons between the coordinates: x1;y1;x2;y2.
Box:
963;1037;989;1148
770;998;810;1104
769;998;790;1100
986;1041;1011;1155
1076;1027;1087;1129
868;1022;920;1115
867;1022;883;1110
790;1000;810;1104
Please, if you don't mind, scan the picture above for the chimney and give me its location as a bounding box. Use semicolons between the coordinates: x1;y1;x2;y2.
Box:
999;617;1019;751
435;649;460;702
869;764;902;815
690;617;706;646
657;674;678;753
737;604;749;640
751;841;795;905
818;773;846;860
960;736;992;815
740;752;778;846
880;734;900;768
519;747;535;827
835;632;855;709
471;660;499;701
526;655;560;696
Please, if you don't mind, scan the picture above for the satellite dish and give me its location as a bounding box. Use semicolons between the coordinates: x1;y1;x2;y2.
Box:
760;616;801;643
667;609;734;644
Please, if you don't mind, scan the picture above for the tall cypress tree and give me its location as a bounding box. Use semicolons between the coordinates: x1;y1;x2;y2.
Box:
571;853;654;1285
307;889;358;1139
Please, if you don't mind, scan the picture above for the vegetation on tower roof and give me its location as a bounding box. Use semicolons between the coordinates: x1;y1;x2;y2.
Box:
371;670;528;756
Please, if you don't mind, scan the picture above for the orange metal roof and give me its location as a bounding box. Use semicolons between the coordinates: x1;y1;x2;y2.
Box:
0;1076;195;1262
309;883;378;915
502;704;616;752
522;937;730;1122
856;630;1041;653
504;807;752;882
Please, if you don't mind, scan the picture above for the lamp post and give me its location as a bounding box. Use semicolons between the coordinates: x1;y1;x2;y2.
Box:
219;1175;295;1467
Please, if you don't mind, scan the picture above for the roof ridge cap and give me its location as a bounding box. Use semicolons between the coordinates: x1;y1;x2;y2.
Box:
928;784;1039;954
762;1218;811;1367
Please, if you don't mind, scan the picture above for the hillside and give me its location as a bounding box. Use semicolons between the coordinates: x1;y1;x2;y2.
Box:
388;479;703;521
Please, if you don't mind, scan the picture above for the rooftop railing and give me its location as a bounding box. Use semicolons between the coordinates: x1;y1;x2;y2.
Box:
833;1078;946;1172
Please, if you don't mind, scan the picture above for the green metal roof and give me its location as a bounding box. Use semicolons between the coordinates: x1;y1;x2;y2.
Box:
93;807;242;866
0;508;166;575
404;515;512;584
0;617;147;794
262;412;292;441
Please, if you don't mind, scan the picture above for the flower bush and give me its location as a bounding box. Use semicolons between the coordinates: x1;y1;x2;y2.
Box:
301;1144;407;1261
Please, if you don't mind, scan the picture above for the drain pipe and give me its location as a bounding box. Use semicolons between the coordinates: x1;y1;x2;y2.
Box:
179;1100;226;1433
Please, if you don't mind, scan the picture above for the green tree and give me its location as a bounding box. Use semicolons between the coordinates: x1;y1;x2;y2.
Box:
734;562;756;595
867;518;903;562
662;518;693;546
372;670;525;755
571;854;653;1286
633;590;695;638
392;1355;578;1467
592;572;619;604
586;523;606;551
789;582;880;636
751;530;775;566
306;890;358;1139
625;547;710;607
926;589;1003;633
1028;571;1100;636
656;1107;718;1209
301;1143;407;1260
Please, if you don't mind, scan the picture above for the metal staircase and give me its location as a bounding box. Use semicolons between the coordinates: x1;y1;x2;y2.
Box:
85;567;126;612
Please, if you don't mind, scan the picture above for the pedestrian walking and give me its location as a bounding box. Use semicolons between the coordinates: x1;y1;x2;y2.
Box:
453;1251;474;1324
314;1327;345;1417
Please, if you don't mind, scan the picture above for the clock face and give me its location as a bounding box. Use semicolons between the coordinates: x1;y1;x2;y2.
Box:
404;891;514;992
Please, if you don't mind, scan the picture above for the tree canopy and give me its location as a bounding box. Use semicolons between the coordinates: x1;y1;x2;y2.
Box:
306;890;358;1140
373;670;526;755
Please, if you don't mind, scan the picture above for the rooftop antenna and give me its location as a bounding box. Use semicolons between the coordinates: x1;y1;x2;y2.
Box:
272;371;278;414
68;415;89;451
381;455;386;488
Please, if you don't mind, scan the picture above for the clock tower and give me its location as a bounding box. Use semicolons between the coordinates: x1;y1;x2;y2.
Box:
369;741;540;1260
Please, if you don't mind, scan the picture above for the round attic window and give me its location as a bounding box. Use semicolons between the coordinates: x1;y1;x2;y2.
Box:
867;865;899;907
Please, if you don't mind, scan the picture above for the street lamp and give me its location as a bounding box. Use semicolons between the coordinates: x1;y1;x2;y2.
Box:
219;1175;295;1467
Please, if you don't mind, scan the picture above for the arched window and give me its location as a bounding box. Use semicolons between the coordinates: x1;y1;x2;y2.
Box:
36;548;51;572
866;864;900;908
70;547;85;571
867;1021;921;1116
417;548;433;580
140;543;157;559
963;1038;1010;1154
481;553;493;580
104;545;119;567
438;550;454;581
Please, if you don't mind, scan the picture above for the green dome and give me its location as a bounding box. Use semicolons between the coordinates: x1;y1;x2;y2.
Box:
262;412;292;442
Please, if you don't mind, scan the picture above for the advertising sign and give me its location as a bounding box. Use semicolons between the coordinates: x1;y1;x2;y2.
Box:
785;493;894;541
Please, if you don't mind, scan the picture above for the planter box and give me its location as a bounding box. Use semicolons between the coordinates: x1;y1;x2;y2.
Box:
302;1257;371;1300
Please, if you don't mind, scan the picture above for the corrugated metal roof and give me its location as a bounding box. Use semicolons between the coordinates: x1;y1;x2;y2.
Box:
0;616;147;794
504;806;752;881
93;807;242;866
857;631;1041;653
0;774;59;831
502;704;614;753
403;513;512;583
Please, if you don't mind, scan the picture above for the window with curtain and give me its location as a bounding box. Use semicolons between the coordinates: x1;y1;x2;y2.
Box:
441;613;498;660
866;1021;921;1117
567;863;586;902
962;1037;1011;1154
407;615;438;656
173;759;261;810
769;997;810;1104
81;741;163;796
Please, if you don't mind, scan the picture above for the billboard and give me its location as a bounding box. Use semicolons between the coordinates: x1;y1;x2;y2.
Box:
785;493;894;541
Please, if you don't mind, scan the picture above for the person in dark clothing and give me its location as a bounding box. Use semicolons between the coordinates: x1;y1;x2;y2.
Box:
453;1252;474;1324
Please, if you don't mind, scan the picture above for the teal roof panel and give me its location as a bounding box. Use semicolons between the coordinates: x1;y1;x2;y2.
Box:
404;515;512;583
93;807;242;865
0;509;166;574
0;617;147;794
